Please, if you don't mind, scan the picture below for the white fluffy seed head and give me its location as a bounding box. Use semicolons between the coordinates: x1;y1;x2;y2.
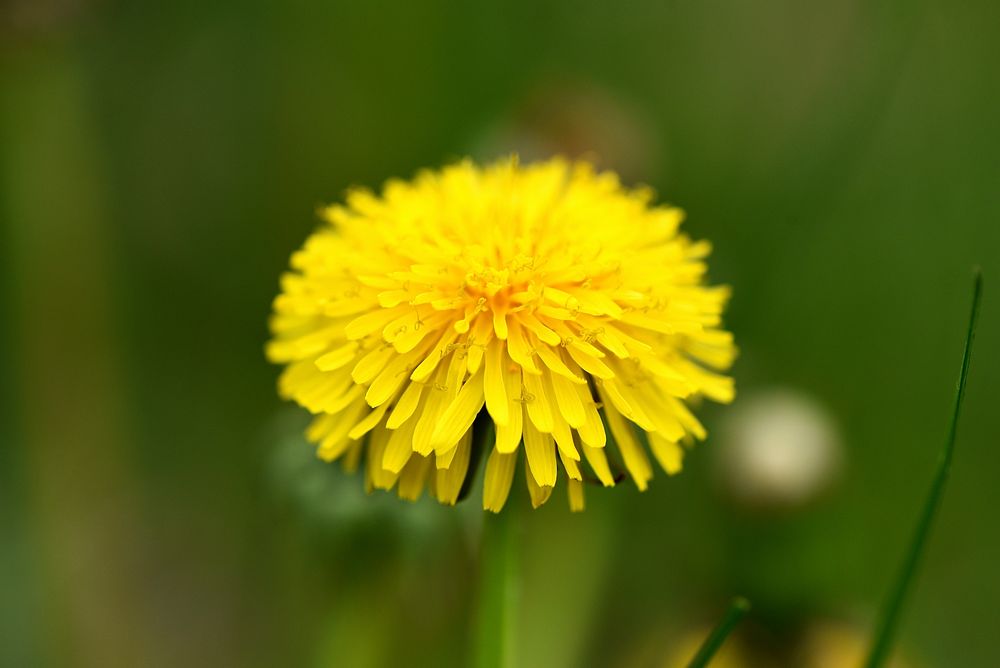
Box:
715;388;842;508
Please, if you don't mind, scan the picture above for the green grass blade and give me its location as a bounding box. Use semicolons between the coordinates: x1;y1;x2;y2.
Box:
864;268;983;668
686;597;751;668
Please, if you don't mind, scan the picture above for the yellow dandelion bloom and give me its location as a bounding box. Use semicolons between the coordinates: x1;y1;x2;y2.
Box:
267;157;735;512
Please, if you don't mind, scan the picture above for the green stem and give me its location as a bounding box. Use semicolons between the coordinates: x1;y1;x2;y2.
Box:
864;268;983;668
475;503;520;668
687;597;751;668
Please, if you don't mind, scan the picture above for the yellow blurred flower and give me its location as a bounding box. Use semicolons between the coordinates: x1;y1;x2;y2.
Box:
797;621;912;668
267;157;735;511
663;619;913;668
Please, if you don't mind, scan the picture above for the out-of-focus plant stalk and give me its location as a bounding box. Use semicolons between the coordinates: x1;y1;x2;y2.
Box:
475;500;520;668
1;41;147;667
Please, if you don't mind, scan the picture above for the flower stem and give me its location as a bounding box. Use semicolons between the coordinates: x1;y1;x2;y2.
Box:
475;501;520;668
864;268;983;668
687;597;751;668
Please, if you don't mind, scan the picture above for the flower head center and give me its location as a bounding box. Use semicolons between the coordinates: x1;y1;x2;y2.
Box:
462;252;539;308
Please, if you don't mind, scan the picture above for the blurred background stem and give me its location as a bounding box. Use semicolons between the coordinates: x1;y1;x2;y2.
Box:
686;597;751;668
0;38;147;666
475;501;520;668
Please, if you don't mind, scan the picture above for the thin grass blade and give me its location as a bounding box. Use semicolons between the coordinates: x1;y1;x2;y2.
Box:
864;268;983;668
686;596;751;668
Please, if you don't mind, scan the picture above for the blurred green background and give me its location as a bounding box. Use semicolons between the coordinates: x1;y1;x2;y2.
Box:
2;1;997;666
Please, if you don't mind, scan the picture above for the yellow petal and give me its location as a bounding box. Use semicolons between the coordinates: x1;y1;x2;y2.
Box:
342;440;363;472
559;447;582;480
366;426;400;491
393;311;451;353
345;306;406;340
525;462;553;508
523;420;556;487
484;342;509;425
496;363;523;453
483;449;517;512
598;389;652;491
397;453;432;501
305;413;336;442
318;383;365;415
413;350;466;451
567;478;585;512
518;311;561;345
410;328;458;383
348;401;390;440
386;382;424;429
566;345;613;379
435;433;472;504
601;377;656;431
493;309;508;340
568;289;623;318
382;417;418;473
430;369;485;453
351;345;395;385
534;344;585;383
365;344;426;407
648;431;684;475
632;382;686;441
315;341;360;371
549;371;587;428
522;371;554;433
668;396;707;440
316;399;368;462
466;314;494;374
506;320;540;374
575;382;606;448
552;419;579;463
581;441;615;487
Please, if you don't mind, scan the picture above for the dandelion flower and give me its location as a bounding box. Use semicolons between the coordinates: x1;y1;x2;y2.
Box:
267;157;735;512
